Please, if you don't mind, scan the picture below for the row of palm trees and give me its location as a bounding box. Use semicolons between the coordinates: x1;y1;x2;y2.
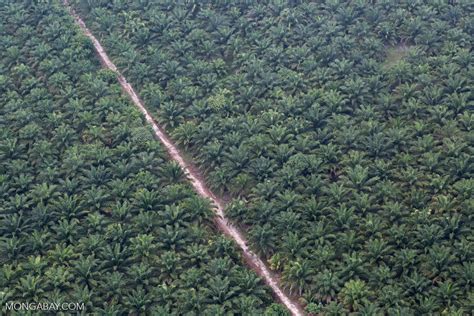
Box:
0;2;281;314
73;0;473;313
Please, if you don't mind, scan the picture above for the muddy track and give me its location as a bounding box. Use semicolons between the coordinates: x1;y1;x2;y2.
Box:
62;1;305;315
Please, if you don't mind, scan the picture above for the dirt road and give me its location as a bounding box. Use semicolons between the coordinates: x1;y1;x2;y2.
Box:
62;1;305;315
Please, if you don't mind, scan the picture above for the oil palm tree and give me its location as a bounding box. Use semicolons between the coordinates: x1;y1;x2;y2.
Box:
339;279;372;312
282;260;313;296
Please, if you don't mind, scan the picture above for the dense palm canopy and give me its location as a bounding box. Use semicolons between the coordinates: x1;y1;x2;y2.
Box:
0;2;276;314
71;0;473;313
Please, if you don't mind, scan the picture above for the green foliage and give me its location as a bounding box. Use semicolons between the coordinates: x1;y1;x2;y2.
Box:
2;0;473;313
0;2;274;314
72;0;473;312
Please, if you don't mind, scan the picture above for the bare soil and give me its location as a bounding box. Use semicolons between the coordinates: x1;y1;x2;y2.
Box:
63;1;305;315
384;43;414;67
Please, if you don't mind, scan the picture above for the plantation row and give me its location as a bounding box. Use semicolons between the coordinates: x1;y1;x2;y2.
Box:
0;2;282;314
72;0;473;314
